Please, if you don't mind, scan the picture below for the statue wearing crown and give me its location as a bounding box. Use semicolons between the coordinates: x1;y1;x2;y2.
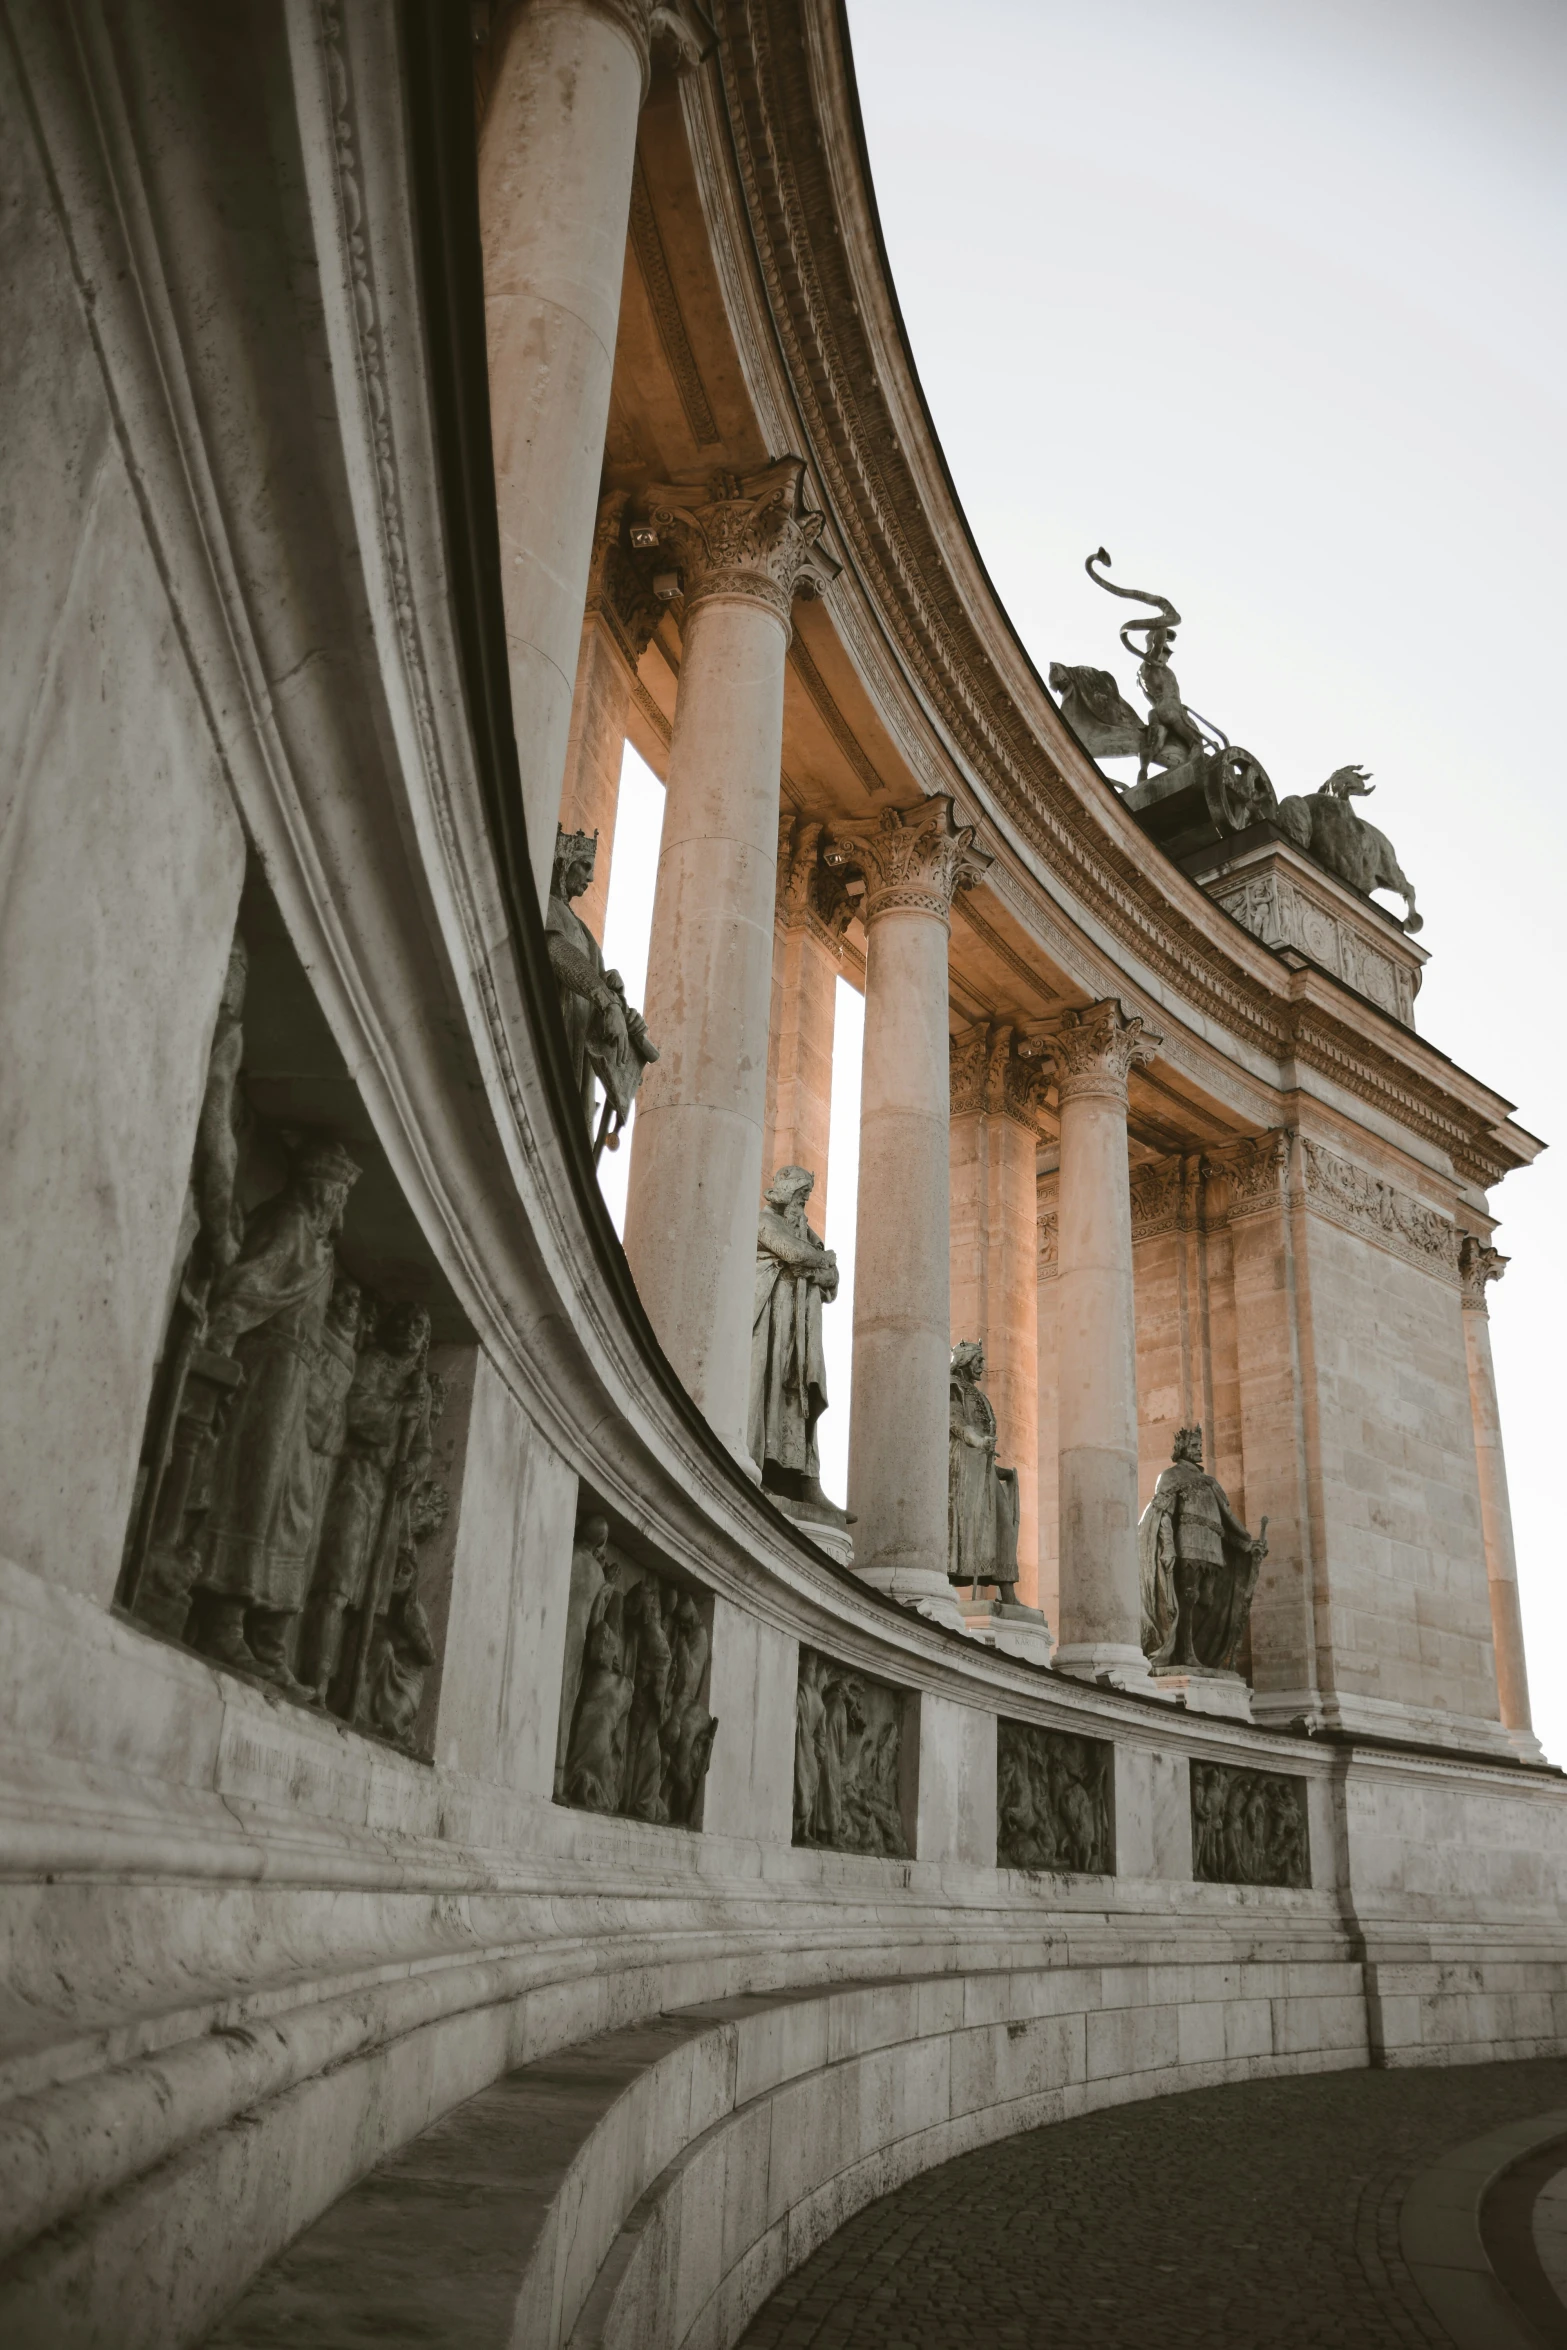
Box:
546;826;659;1162
1138;1425;1267;1676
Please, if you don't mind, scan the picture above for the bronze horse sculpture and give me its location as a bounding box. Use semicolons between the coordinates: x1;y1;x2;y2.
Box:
1274;767;1421;933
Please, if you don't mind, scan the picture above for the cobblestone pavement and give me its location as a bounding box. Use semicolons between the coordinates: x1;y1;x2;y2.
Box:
739;2058;1567;2349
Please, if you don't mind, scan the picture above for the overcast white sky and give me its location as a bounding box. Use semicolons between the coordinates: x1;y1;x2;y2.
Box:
607;0;1567;1758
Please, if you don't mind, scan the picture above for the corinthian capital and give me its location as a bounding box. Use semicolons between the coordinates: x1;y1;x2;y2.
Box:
1459;1234;1508;1311
639;458;840;629
1046;999;1161;1102
586;491;663;666
824;794;991;924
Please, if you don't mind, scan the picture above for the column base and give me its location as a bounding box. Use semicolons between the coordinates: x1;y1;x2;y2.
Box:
1151;1664;1253;1722
959;1599;1054;1667
780;1509;855;1569
853;1565;968;1635
1051;1641;1155;1695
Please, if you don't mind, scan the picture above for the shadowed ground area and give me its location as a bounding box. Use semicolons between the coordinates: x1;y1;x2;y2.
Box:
738;2058;1567;2349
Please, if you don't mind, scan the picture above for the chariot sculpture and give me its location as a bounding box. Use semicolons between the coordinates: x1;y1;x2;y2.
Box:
1050;550;1420;932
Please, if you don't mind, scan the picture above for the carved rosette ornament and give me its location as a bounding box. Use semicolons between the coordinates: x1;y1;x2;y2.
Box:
1045;999;1162;1103
639;458;840;631
1459;1235;1508;1313
825;794;992;926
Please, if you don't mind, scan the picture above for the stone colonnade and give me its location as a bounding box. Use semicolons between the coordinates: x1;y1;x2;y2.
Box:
622;463;836;1458
473;1;1530;1738
473;0;1177;1672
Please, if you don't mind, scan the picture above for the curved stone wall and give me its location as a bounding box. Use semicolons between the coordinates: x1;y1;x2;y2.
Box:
0;5;1560;2347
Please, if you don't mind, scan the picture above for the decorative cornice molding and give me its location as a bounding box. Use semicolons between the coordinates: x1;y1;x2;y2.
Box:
641;456;839;627
628;150;721;448
1043;1000;1161;1105
789;629;889;797
825;793;990;925
1458;1234;1508;1313
711;0;1532;1190
1298;1139;1460;1284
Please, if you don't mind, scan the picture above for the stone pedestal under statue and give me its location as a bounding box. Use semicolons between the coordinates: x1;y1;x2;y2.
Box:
1151;1664;1253;1722
960;1596;1055;1668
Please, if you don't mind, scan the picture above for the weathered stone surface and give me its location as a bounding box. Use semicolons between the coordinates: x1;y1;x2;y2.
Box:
793;1647;910;1858
557;1541;716;1829
997;1719;1114;1874
1191;1760;1311;1888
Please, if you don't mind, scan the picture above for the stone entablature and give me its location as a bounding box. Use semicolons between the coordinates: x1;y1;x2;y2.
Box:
1196;1130;1462;1283
1298;1137;1460;1282
1191;833;1426;1027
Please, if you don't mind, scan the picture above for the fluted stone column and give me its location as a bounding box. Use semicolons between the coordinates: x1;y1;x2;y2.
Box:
1049;1001;1162;1687
827;799;990;1629
481;0;661;903
625;462;837;1458
1460;1238;1540;1759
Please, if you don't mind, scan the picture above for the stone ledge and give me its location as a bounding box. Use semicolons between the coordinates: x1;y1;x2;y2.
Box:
203;1964;1372;2350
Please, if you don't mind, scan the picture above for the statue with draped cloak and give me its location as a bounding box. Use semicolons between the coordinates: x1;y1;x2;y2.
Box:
1138;1424;1267;1672
749;1166;849;1528
947;1342;1021;1601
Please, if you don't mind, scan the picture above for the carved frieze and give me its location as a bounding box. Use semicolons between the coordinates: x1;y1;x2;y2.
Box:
557;1532;717;1829
826;793;991;923
118;915;458;1757
1037;1210;1059;1275
1459;1234;1508;1313
640;458;839;627
793;1647;909;1858
1190;1761;1310;1888
1300;1139;1459;1282
1211;858;1418;1027
997;1720;1113;1874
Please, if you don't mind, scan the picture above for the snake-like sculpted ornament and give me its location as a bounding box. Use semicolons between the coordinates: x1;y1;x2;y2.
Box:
1050;551;1276;833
